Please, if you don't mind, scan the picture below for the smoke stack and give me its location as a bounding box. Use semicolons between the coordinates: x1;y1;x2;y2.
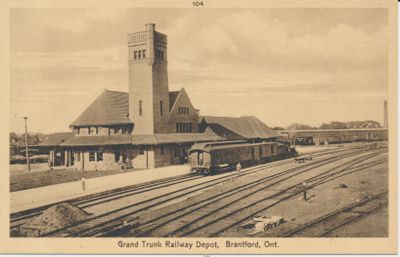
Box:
383;100;388;128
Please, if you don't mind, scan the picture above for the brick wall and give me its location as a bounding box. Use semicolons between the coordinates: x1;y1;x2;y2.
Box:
168;90;199;133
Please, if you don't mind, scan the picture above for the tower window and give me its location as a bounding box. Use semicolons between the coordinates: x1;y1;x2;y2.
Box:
139;100;143;116
160;100;163;116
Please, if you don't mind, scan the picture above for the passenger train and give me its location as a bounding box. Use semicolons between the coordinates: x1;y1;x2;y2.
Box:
188;140;297;174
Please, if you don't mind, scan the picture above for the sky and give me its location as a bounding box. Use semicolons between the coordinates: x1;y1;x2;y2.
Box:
9;8;388;133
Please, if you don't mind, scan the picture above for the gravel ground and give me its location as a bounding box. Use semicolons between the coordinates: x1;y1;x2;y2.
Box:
225;153;388;237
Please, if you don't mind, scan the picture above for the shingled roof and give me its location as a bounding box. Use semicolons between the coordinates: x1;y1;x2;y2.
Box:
169;91;180;110
201;116;280;139
39;132;73;147
71;89;182;127
70;90;131;127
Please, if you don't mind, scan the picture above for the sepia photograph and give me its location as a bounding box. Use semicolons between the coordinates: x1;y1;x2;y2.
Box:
0;0;397;254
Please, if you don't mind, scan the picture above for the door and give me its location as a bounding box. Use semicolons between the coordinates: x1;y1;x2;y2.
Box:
198;152;204;166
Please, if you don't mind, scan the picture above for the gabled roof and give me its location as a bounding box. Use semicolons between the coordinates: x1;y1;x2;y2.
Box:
70;90;132;127
70;89;182;127
39;132;73;147
201;116;280;139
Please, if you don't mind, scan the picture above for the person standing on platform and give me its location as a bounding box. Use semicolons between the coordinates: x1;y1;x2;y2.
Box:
236;162;242;171
81;176;86;191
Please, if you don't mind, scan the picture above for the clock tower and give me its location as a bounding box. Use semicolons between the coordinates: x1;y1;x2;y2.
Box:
128;23;170;134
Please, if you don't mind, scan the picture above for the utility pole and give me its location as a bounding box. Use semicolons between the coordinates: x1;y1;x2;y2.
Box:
23;117;30;172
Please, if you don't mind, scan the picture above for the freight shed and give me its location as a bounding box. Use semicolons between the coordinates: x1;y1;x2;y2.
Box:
281;128;388;146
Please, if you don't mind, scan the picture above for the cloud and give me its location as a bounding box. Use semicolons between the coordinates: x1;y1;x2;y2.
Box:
9;8;389;132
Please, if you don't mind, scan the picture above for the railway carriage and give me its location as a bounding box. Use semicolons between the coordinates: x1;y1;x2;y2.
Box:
188;141;296;174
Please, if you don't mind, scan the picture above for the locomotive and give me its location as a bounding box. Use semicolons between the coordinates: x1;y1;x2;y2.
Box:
188;140;296;174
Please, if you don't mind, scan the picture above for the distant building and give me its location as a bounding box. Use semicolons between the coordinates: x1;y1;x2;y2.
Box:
40;24;277;171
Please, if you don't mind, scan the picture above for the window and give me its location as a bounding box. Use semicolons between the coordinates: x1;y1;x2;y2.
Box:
142;50;146;58
89;126;96;135
160;100;163;116
97;151;103;161
89;152;95;162
139;100;143;116
178;107;189;115
176;122;193;133
139;147;144;155
74;128;80;135
134;51;137;60
138;51;141;59
160;146;164;155
121;127;127;134
114;152;120;162
76;152;81;162
156;49;164;61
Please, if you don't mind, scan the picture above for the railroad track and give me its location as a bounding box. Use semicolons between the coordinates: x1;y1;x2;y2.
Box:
10;145;378;236
63;148;379;237
281;191;388;237
54;148;381;237
130;150;385;237
207;155;388;237
133;150;386;237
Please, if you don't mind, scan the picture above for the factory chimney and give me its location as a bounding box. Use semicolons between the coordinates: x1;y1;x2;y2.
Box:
383;100;388;128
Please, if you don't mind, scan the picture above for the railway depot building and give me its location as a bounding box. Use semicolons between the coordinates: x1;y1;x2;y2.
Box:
41;24;278;171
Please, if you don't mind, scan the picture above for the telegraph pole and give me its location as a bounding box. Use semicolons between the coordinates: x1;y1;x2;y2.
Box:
23;117;30;172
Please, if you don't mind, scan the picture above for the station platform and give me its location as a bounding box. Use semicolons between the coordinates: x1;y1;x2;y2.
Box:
10;164;191;213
